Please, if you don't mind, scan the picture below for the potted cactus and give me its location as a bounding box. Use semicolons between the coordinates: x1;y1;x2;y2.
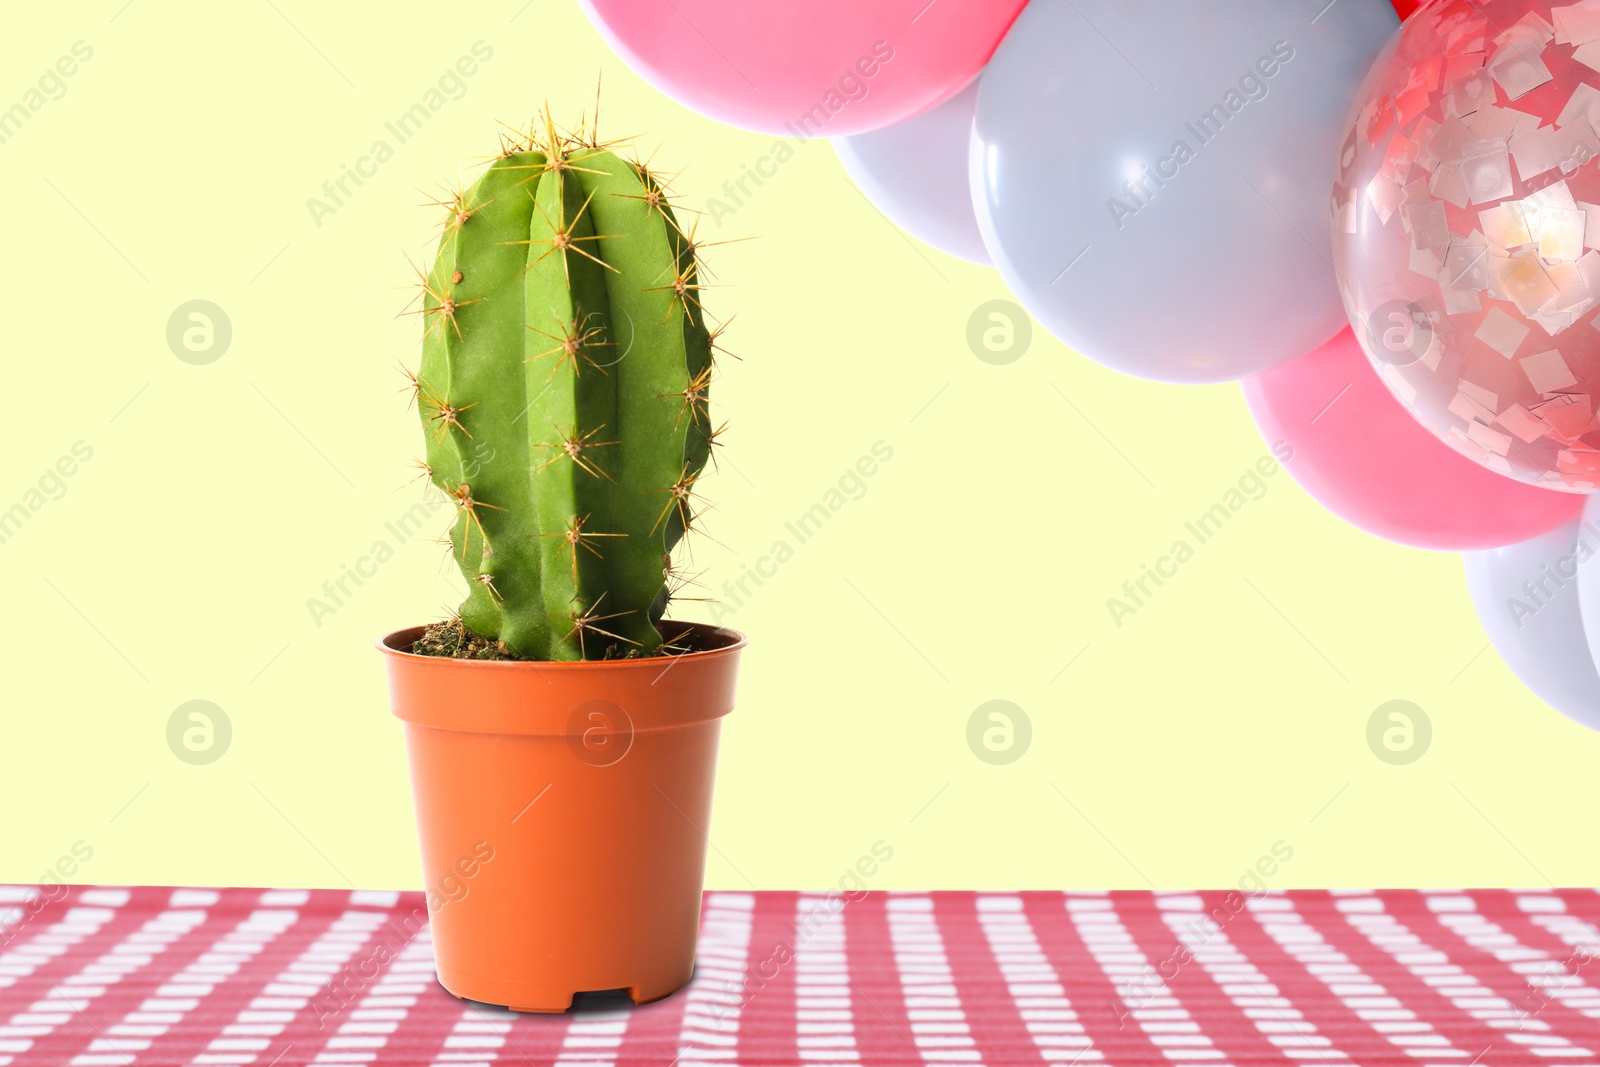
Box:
378;113;747;1013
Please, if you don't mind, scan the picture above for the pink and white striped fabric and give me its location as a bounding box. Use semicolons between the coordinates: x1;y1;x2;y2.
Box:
4;887;1600;1065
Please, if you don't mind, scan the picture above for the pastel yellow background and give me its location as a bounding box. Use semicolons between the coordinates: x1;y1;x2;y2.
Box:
0;0;1588;896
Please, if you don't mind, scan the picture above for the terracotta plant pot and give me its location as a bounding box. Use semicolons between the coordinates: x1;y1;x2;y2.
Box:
378;622;747;1012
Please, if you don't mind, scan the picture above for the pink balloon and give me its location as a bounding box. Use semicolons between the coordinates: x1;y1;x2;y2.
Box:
578;0;1026;137
1242;328;1581;551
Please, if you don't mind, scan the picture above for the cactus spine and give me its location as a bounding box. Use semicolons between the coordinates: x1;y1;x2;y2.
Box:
412;119;716;661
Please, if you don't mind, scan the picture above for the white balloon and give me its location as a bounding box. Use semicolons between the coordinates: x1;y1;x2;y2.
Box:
1465;515;1600;732
1572;496;1600;716
969;0;1397;383
834;80;989;265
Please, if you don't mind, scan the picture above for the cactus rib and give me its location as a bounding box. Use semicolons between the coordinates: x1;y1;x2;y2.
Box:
414;120;718;661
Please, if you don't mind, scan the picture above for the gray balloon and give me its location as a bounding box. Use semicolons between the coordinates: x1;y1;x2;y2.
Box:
834;79;990;265
1573;496;1600;728
970;0;1396;383
1466;516;1600;732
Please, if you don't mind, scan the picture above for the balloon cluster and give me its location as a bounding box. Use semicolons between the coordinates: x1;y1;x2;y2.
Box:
579;0;1600;730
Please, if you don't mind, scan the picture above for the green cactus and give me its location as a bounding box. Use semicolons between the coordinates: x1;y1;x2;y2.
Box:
408;117;720;661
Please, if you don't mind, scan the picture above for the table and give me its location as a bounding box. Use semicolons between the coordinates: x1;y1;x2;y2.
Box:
3;886;1599;1065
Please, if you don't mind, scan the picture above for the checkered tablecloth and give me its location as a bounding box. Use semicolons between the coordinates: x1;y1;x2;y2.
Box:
5;887;1600;1066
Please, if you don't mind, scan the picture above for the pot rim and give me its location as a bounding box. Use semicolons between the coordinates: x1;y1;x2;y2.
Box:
376;619;748;671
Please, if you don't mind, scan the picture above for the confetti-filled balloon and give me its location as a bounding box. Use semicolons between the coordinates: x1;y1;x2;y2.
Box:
1335;0;1600;492
834;80;989;265
1243;328;1582;549
577;0;1027;138
972;0;1397;384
